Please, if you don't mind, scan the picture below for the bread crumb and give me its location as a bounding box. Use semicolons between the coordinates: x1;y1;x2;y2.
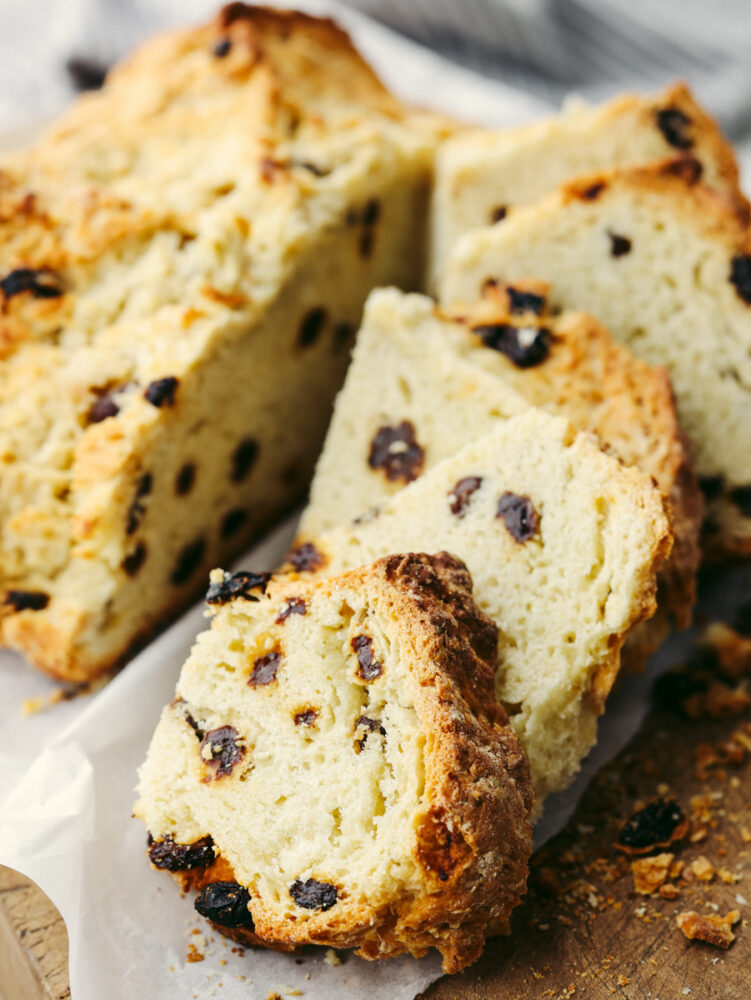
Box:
632;853;673;895
323;949;342;967
676;910;740;948
659;883;680;900
689;856;715;883
187;943;205;963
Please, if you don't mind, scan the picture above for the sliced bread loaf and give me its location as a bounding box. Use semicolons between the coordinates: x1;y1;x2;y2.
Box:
135;552;532;973
0;5;438;681
302;286;700;657
432;82;743;277
290;410;672;802
440;160;751;558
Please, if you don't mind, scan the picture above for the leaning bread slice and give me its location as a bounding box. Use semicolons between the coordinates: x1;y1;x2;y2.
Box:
135;552;533;974
289;410;672;803
431;82;744;277
301;286;700;659
441;160;751;559
0;5;440;682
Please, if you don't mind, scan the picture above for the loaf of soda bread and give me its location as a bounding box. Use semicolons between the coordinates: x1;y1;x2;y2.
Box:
0;4;438;681
290;410;672;803
431;82;744;277
301;286;700;663
135;552;533;973
440;159;751;559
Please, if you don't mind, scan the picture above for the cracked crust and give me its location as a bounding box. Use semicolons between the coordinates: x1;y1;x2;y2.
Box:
441;158;751;561
135;552;533;974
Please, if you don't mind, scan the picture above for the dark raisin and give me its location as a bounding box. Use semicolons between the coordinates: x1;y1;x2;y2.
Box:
230;437;259;483
352;634;382;681
195;881;254;928
206;570;270;605
276;597;307;623
580;181;605;200
4;589;49;612
497;492;540;542
368;421;425;483
286;542;325;573
170;537;206;585
144;377;178;408
354;714;386;750
656;108;693;150
148;834;215;871
617;798;687;854
184;712;205;741
289;878;338;911
65;56;108;90
213;37;232;58
472;322;552;368
122;542;147;576
0;267;64;300
201;726;245;778
294;708;318;726
175;462;196;496
699;474;725;500
248;650;281;687
506;286;545;315
362;199;381;226
126;473;153;535
608;231;632;257
87;392;119;424
730;255;751;305
489;205;507;224
729;485;751;515
298;307;327;349
220;508;247;538
448;476;483;517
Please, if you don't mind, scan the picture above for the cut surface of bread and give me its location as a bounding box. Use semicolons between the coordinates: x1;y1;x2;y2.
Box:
0;5;438;681
302;286;700;658
290;410;672;803
431;82;744;277
441;160;751;559
134;552;533;974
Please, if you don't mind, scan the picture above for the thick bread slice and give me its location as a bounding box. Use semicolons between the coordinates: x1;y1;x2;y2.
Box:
301;286;700;659
432;82;744;277
289;410;672;803
134;552;533;974
0;5;438;681
441;160;751;559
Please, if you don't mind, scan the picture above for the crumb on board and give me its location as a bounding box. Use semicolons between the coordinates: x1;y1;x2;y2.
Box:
323;949;342;967
187;943;205;963
631;853;673;895
675;910;740;949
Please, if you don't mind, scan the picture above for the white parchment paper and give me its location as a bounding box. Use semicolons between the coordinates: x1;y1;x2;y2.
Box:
0;4;749;997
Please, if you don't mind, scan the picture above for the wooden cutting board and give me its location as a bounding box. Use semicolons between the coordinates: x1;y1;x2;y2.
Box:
2;664;750;1000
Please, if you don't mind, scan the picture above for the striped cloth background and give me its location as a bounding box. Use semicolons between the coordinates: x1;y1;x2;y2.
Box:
0;0;750;162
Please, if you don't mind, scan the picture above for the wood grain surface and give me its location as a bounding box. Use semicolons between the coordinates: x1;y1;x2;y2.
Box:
2;654;750;1000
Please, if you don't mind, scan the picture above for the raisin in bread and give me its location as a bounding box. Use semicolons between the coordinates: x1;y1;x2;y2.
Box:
302;286;700;661
441;159;751;559
0;5;440;682
134;552;533;974
289;410;672;803
432;82;744;278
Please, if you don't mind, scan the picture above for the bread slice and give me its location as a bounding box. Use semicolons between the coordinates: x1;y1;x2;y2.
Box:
441;159;751;559
134;552;533;974
302;286;700;659
290;410;672;802
431;82;744;277
0;6;438;682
